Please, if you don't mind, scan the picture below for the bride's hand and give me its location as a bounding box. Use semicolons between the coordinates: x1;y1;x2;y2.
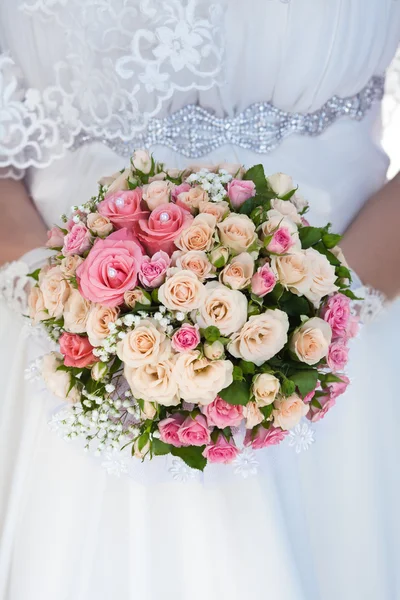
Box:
340;172;400;300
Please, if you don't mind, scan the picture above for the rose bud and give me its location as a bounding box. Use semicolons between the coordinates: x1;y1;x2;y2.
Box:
132;149;152;174
204;340;225;360
209;246;230;268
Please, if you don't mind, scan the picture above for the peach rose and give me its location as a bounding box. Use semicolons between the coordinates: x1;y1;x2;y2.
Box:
46;226;64;249
174;350;233;405
60;255;84;278
177;186;209;212
104;167;132;195
304;248;338;306
124;358;179;407
86;304;120;347
267;172;294;197
270;198;302;224
290;317;332;365
132;149;152;174
63;289;91;334
252;373;280;406
117;318;171;368
271;252;312;297
123;289;151;309
195;281;248;336
158;269;206;312
228;310;289;366
219;253;254;290
87;212;113;237
198;200;229;222
272;394;309;430
175;213;217;253
143;180;171;210
40;265;70;318
42;352;80;403
243;401;264;429
172;250;215;281
28;287;47;324
217;214;257;255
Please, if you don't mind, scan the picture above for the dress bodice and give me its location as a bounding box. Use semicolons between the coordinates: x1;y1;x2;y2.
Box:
0;0;399;232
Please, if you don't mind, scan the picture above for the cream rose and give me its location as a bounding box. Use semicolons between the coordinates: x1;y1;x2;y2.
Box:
141;401;157;420
117;319;171;368
195;281;248;336
124;289;151;309
270;198;302;224
290;316;332;365
291;193;308;212
40;265;70;318
243;401;264;429
143;180;171;210
178;186;209;211
217;214;257;255
175;213;217;252
272;394;309;430
220;253;254;290
198;200;229;222
132;149;152;174
63;289;91;334
158;269;206;312
252;373;280;406
203;340;225;360
42;352;80;403
124;358;179;407
86;304;120;346
218;162;245;178
103;167;132;195
209;246;230;268
262;209;301;250
268;172;294;197
271;252;312;297
174;350;233;405
87;212;113;237
173;250;215;281
228;310;289;366
28;287;47;324
304;248;338;306
60;255;84;278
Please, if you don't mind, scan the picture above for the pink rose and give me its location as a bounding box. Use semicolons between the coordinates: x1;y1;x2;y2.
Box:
158;414;186;447
227;179;256;209
139;251;170;288
244;426;288;449
59;332;98;368
137;203;193;257
266;227;295;254
303;389;316;403
321;293;351;339
307;394;336;422
251;263;277;297
177;414;211;447
327;374;350;399
171;182;191;202
327;340;349;371
202;395;244;429
46;226;65;249
62;223;92;256
346;316;359;339
76;229;143;307
171;324;201;353
97;190;150;233
202;435;239;464
301;217;310;227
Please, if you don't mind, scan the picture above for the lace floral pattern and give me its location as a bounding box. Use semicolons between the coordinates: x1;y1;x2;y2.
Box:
0;260;31;313
0;0;225;176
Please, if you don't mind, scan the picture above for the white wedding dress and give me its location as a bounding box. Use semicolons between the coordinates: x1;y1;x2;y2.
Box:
0;1;400;599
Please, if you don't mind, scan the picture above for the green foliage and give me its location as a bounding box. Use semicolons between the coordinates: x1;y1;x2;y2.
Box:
289;369;319;397
298;226;322;248
336;266;352;280
219;380;251;406
310;398;323;409
201;326;221;343
340;289;363;301
243;164;269;194
279;187;298;200
322;233;342;249
232;366;244;381
281;377;296;396
259;404;274;420
171;445;207;471
239;360;256;375
27;268;41;281
279;291;312;317
152;439;171;456
313;242;341;266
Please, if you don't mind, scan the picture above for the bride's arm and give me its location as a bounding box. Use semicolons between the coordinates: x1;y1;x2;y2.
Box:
0;178;47;265
340;172;400;299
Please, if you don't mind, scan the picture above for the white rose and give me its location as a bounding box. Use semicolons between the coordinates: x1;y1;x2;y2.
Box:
228;310;289;367
243;401;264;429
91;362;108;381
28;286;47;325
268;172;294;197
220;253;254;290
270;198;302;224
291;193;309;213
159;270;206;312
217;214;257;255
271;252;312;297
124;358;179;407
42;352;80;403
304;248;338;306
132;149;152;174
290;316;332;365
172;250;215;282
262;209;301;251
141;401;157;419
174;350;233;405
86;212;113;237
40;265;70;318
133;438;150;459
143;180;171;210
63;289;91;334
204;340;225;360
117;319;171;367
86;304;120;346
273;394;309;430
175;213;217;252
252;373;280;406
195;281;248;336
104;168;132;194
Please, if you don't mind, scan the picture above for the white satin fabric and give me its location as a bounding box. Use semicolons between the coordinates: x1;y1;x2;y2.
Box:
1;1;400;599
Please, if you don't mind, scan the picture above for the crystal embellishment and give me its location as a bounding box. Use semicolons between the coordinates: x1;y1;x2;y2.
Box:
72;76;384;158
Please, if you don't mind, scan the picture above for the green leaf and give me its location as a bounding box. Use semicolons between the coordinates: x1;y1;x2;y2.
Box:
243;164;268;194
222;427;232;438
137;433;149;452
320;373;345;385
27;268;41;281
201;326;220;343
152;439;171;456
336;266;352;280
239;360;256;375
279;291;312;317
151;288;159;303
127;179;138;190
310;398;323;409
232;366;244;381
299;227;322;248
279;187;297;200
170;446;207;471
322;233;342;249
263;282;284;306
313;242;341;266
260;404;274;419
109;356;122;376
250;293;264;307
289;369;319;397
219;380;251;406
340;289;363;301
281;377;296;396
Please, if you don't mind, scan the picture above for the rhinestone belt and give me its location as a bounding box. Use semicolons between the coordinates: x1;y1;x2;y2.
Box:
73;75;384;158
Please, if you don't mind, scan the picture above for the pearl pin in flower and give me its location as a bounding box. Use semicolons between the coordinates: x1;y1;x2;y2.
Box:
108;267;117;279
159;211;170;223
115;197;125;208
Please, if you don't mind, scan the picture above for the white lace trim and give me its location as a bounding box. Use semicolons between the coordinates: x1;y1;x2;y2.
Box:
0;0;225;177
0;260;31;313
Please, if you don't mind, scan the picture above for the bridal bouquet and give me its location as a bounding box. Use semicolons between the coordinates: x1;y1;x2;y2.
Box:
28;151;358;471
